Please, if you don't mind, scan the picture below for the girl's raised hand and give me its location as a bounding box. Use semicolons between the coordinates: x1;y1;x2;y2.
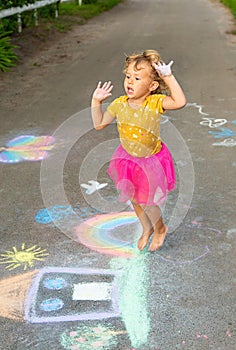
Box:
154;60;174;77
92;81;113;102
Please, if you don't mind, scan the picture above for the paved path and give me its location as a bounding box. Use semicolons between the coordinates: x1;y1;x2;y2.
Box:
0;0;236;349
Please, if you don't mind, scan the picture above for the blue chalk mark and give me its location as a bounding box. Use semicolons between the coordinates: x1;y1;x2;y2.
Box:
35;206;74;224
40;298;64;312
209;128;236;138
43;277;67;290
35;205;102;225
232;120;236;125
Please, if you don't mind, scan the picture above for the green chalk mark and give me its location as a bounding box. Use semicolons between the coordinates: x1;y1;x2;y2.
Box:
110;248;150;348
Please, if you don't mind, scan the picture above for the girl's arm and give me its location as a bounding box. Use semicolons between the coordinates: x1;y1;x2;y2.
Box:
91;81;115;130
154;61;187;110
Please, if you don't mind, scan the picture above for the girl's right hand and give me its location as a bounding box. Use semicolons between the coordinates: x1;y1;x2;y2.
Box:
92;81;113;102
154;60;174;77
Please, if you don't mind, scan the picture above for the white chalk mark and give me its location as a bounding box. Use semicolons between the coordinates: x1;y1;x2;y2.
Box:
226;228;236;239
186;102;209;116
81;180;108;194
200;117;227;128
212;138;236;147
73;282;112;301
156;245;210;265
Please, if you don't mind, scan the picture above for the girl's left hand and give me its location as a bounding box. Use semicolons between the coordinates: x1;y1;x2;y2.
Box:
154;60;174;77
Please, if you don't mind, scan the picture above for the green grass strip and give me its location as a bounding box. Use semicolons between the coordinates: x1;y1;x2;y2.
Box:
59;0;123;20
220;0;236;19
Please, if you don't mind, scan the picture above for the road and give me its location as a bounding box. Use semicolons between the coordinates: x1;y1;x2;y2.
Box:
0;0;236;349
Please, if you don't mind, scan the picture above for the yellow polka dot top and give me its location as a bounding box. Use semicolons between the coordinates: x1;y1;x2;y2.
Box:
107;94;166;157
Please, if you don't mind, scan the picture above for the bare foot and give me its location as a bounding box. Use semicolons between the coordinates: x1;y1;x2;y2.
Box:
148;225;168;251
137;228;154;250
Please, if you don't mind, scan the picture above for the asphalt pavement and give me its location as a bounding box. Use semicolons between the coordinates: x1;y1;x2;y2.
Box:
0;0;236;349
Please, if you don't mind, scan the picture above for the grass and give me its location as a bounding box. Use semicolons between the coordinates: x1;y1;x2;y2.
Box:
0;32;18;71
0;1;123;34
220;0;236;33
0;0;123;72
59;0;122;20
46;15;80;33
49;0;123;32
220;0;236;19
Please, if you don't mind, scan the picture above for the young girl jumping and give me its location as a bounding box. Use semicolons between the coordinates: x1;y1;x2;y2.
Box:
91;49;186;251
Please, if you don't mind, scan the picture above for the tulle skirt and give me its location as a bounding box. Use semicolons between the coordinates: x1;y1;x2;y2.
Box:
107;143;176;206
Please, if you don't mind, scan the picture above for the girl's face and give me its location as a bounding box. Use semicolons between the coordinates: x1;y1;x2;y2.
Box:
124;61;158;103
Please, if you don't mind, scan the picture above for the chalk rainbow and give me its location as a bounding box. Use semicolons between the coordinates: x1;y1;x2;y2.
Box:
75;212;139;257
0;135;55;163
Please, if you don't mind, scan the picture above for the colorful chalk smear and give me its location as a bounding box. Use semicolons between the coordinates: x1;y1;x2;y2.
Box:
0;135;55;163
61;324;127;350
75;212;139;257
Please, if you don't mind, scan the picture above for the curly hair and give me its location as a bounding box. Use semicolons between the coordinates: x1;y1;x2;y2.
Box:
123;49;170;95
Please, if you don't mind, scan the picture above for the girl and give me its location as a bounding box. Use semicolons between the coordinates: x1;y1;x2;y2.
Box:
91;50;186;251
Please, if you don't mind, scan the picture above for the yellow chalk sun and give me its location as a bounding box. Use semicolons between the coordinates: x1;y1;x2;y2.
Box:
0;243;48;270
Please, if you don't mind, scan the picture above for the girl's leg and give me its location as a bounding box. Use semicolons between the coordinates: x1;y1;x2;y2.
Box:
131;201;154;250
144;205;168;251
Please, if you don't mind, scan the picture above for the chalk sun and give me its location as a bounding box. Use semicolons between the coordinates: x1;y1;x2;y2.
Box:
0;243;49;270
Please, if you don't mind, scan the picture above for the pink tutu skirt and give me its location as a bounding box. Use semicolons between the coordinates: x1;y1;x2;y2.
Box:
107;143;176;206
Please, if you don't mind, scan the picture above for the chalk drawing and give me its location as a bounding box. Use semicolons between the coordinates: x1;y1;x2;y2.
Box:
0;135;55;163
0;243;48;270
200;117;227;128
185;222;222;234
24;267;120;323
110;254;150;349
212;138;236;147
151;223;221;265
187;102;236;148
43;277;68;290
186;102;209;116
35;205;102;227
0;270;38;321
73;282;112;301
75;212;139;258
61;324;127;350
40;298;64;312
156;245;210;265
209;127;236;138
75;212;213;264
80;180;108;194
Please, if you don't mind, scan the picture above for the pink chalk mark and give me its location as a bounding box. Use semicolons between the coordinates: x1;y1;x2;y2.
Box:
70;345;81;350
70;331;77;337
75;337;86;343
92;341;105;348
93;327;103;334
191;220;201;226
